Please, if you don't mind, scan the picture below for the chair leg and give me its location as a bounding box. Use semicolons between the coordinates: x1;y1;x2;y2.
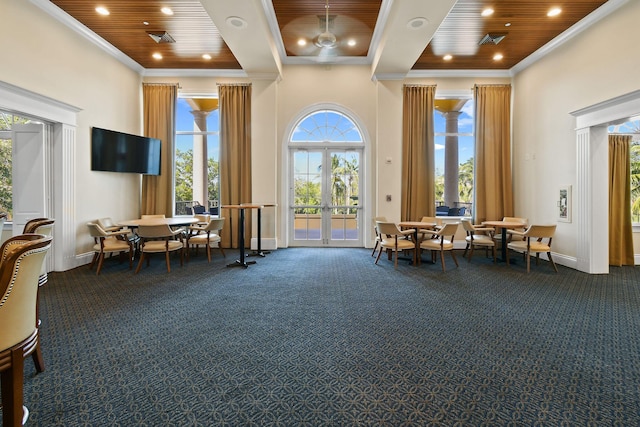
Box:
450;250;458;268
2;347;25;427
165;251;171;272
89;252;98;270
134;253;145;274
468;245;474;262
96;252;105;275
440;250;446;272
371;241;378;257
548;252;558;272
462;243;469;258
526;252;531;273
375;246;384;265
206;244;212;262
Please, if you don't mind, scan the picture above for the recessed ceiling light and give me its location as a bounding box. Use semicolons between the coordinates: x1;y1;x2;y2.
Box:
406;17;428;30
443;54;453;61
202;54;212;60
152;53;163;60
226;16;248;29
548;8;561;17
505;22;511;27
481;8;494;17
347;39;356;47
493;53;504;61
95;6;109;16
143;21;149;26
161;7;173;15
297;39;307;46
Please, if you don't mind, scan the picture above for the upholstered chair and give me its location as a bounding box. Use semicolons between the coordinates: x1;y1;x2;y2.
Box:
506;224;558;273
419;222;460;272
0;234;52;427
87;222;134;275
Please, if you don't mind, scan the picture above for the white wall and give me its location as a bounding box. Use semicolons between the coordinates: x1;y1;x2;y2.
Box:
512;0;640;260
1;0;142;260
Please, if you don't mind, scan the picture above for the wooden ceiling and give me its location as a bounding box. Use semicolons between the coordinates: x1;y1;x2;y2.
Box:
48;0;610;71
415;0;609;70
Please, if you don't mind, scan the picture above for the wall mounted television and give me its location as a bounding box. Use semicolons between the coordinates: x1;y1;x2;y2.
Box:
91;127;162;175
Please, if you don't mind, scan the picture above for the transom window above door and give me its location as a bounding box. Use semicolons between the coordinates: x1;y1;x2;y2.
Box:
291;110;363;144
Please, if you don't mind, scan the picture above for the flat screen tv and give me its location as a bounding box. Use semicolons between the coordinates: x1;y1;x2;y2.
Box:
91;127;161;175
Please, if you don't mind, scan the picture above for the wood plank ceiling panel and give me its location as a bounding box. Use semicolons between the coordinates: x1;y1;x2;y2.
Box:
50;0;241;69
413;0;609;70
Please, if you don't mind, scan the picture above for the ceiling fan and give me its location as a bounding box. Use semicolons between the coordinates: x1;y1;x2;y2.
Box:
281;0;369;59
316;0;337;49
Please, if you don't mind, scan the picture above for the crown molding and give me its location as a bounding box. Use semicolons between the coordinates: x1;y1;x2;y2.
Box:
30;0;145;74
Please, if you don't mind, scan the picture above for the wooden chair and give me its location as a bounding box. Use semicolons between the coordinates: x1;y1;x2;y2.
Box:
507;224;558;273
87;222;134;275
97;217;138;244
374;221;415;269
461;219;496;263
371;216;387;257
187;217;226;262
0;234;52;427
419;222;460;272
135;223;185;273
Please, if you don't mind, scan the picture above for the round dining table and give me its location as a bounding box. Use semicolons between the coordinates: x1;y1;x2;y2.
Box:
481;220;527;262
397;221;437;265
117;217;200;228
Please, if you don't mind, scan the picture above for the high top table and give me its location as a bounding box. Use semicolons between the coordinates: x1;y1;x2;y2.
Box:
222;204;263;268
244;203;277;258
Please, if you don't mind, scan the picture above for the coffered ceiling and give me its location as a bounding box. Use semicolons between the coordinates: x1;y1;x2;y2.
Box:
37;0;616;79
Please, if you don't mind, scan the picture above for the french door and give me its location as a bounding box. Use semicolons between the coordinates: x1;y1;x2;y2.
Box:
290;148;361;247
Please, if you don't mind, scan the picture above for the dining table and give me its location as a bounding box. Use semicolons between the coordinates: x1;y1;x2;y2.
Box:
481;220;526;262
398;221;437;265
117;217;200;228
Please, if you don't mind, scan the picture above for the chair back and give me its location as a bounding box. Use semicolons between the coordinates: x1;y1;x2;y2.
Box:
137;223;175;239
420;216;442;225
524;224;556;240
437;222;460;239
97;217;124;232
376;221;403;237
503;216;527;226
194;214;210;223
87;222;109;238
461;219;475;233
23;218;54;235
205;217;225;232
0;234;52;350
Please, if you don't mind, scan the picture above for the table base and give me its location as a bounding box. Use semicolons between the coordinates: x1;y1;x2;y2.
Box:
227;259;257;268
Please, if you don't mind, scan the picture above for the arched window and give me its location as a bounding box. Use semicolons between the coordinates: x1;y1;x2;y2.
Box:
288;109;364;247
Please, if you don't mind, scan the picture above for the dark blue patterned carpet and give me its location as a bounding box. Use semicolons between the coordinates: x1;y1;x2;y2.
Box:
9;248;640;426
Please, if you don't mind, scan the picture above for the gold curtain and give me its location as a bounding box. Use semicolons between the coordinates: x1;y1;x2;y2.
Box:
474;84;513;223
141;83;177;217
401;85;436;221
609;134;634;266
218;84;252;249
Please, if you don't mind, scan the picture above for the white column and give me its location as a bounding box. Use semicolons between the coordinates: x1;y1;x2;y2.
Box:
190;110;210;207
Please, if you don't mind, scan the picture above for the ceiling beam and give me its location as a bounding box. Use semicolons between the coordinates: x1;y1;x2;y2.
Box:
371;0;456;80
200;0;282;79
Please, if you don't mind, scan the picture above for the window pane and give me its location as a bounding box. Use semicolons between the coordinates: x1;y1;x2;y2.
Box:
175;96;219;215
434;99;474;214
